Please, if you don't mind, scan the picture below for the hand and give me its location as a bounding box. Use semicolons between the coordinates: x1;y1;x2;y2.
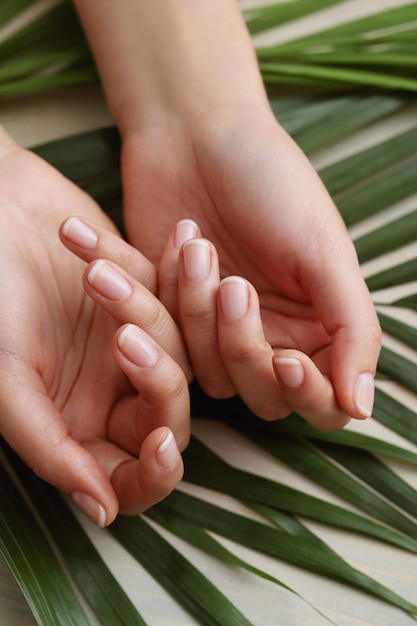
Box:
0;127;191;526
121;107;381;429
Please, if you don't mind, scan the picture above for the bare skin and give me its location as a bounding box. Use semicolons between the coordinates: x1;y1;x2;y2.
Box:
0;128;190;526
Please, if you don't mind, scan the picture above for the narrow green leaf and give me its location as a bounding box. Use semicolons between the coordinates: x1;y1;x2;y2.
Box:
244;0;345;35
146;506;296;593
0;3;86;61
393;293;417;310
0;0;34;25
0;67;98;96
377;346;417;394
264;5;417;52
316;442;417;521
110;515;253;626
272;50;417;69
287;94;402;153
159;491;417;616
0;448;91;626
183;437;417;552
147;503;335;625
320;121;417;195
228;409;417;466
0;50;86;82
32;126;121;182
378;311;417;349
259;61;417;92
374;387;417;446
337;155;417;226
366;258;417;293
354;208;417;263
247;433;417;541
3;444;147;626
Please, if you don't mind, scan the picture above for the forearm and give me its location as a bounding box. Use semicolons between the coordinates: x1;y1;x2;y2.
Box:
72;0;268;137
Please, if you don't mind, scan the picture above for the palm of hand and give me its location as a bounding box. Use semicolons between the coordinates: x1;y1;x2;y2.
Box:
122;113;346;363
122;110;378;425
0;138;137;519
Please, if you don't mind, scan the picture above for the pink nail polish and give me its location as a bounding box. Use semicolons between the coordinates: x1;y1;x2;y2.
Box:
117;325;158;367
62;217;98;250
87;260;132;301
219;277;248;319
182;240;211;280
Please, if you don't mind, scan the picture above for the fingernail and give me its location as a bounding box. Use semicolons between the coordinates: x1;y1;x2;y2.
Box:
354;372;375;418
156;430;180;470
182;239;211;280
62;217;98;250
174;219;199;249
274;357;304;388
72;491;106;527
87;260;132;300
118;324;158;367
219;277;248;319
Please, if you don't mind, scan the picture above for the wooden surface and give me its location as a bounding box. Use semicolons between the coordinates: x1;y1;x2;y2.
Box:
1;1;417;624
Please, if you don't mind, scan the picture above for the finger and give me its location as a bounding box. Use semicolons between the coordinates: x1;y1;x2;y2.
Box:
59;216;157;293
83;259;192;380
218;276;290;420
0;359;118;527
85;427;183;515
108;323;191;453
158;219;200;320
273;349;351;431
178;238;234;397
305;232;381;420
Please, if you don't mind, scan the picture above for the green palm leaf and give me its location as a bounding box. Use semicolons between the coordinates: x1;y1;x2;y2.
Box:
1;1;417;95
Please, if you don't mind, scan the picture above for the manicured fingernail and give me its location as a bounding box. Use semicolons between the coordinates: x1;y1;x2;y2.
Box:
274;357;304;388
182;239;210;280
62;217;98;250
219;277;248;319
156;430;180;470
174;219;199;249
354;372;375;417
72;491;106;527
87;260;132;300
117;324;158;367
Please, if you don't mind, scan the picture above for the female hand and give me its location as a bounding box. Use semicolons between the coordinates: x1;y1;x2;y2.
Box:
65;215;372;432
0;127;191;526
71;0;381;429
122;112;381;428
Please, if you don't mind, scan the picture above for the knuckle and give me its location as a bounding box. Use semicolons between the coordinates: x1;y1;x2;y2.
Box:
154;368;188;405
148;299;166;328
181;305;215;331
221;341;263;365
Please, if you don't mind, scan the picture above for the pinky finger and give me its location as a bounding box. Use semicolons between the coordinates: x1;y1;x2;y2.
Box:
84;428;183;516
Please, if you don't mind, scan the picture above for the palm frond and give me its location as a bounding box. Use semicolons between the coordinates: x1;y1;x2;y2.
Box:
1;1;417;96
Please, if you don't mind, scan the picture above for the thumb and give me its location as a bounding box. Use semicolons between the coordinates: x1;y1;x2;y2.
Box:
307;237;381;420
0;363;118;526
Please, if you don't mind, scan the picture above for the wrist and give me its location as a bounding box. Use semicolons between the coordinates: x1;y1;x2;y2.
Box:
74;0;269;139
